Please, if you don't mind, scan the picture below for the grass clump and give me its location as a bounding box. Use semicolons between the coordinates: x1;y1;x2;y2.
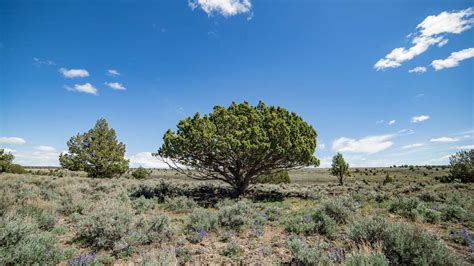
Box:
343;249;389;266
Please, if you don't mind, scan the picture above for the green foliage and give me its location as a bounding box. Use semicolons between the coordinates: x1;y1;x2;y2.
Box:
383;173;394;185
131;166;151;179
256;170;291;184
283;210;336;238
312;212;337;238
186;208;218;243
59;118;129;178
6;164;27;174
0;149;14;173
320;196;356;224
388;197;420;221
286;236;320;265
330;153;349;185
0;214;62;265
218;201;251;231
449;149;474;183
156;101;319;195
343;250;389;266
164;196;197;212
349;217;460;265
76;200;134;249
221;241;244;259
143;215;174;244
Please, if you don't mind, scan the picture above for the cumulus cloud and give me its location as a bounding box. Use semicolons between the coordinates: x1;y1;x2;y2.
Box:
332;134;394;154
65;83;98;95
128;152;171;168
0;137;26;145
388;120;396;125
456;144;474;149
402;143;425;149
104;82;126;90
411;115;430;123
12;146;61;166
431;47;474;70
107;69;121;77
430;137;459;142
408;66;427;73
188;0;252;17
59;68;90;78
375;8;474;70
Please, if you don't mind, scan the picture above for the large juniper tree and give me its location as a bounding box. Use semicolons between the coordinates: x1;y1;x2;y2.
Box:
449;149;473;183
330;153;349;185
0;149;14;173
59;118;129;178
155;101;319;195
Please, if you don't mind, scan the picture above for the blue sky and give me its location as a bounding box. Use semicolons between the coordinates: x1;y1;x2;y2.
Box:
0;0;473;167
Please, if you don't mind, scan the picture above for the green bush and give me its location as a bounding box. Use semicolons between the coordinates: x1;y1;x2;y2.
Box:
6;164;27;174
312;212;336;238
256;171;291;184
217;201;251;231
448;150;473;183
286;236;320;265
320;196;356;224
186;208;218;243
164;196;197;212
418;206;441;224
439;204;470;222
131;167;152;179
343;250;389;266
76;200;134;249
349;217;389;245
143;215;174;244
388;197;420;221
221;241;244;259
283;211;317;235
383;173;394;185
0;214;62;265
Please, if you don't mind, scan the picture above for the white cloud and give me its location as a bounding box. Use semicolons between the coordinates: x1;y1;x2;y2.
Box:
33;57;55;67
107;69;121;77
188;0;252;17
0;137;26;145
12;146;61;166
430;137;459;142
65;83;98;95
425;154;452;164
3;148;16;153
318;156;332;168
34;146;56;152
431;47;474;70
408;66;427;73
388;120;396;125
128;152;170;168
59;68;90;78
402;143;425;149
411;115;430;123
375;8;474;70
104;82;126;90
456;144;474;149
318;143;326;150
332;134;394;154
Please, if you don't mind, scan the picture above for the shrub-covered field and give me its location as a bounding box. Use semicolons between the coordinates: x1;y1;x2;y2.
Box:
1;167;473;265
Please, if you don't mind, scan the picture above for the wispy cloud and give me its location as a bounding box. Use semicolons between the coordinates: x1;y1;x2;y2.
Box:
430;137;459;142
188;0;252;17
128;152;170;168
33;57;55;67
376;120;385;124
431;47;474;70
402;143;425;149
411;115;430;123
0;137;26;145
59;68;90;78
34;146;56;152
65;83;98;95
104;82;126;90
332;134;394;154
456;144;474;149
12;146;61;166
374;8;474;70
388;120;396;125
408;66;427;73
107;69;121;77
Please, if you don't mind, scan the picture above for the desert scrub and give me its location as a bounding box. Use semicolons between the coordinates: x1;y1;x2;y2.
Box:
312;212;337;238
221;241;244;260
320;196;357;224
76;199;134;249
217;200;252;231
388;197;420;221
283;210;336;238
349;217;460;265
343;249;389;266
286;235;320;265
141;214;174;244
186;208;218;243
0;213;62;265
164;196;197;212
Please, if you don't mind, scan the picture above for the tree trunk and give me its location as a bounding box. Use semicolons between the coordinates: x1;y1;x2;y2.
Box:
236;177;250;197
339;174;343;186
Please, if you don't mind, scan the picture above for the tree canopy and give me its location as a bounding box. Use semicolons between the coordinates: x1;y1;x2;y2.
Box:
449;149;473;183
59;118;129;178
330;153;349;185
155;101;319;195
0;149;14;173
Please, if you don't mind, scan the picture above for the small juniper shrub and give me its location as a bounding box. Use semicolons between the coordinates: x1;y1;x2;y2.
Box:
131;167;152;179
164;196;197;212
286;235;320;265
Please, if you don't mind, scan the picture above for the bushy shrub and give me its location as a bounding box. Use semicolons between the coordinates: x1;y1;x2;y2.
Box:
418;206;441;224
286;236;320;265
164;196;197;212
186;208;218;243
449;228;473;246
343;250;389;266
218;201;251;231
312;212;337;238
0;214;62;265
349;217;460;265
383;173;394;185
0;149;14;173
76;200;134;249
448;150;473;183
256;171;291;184
221;241;244;259
439;204;470;222
5;164;27;174
320;196;356;224
143;215;174;244
131;167;152;179
388;197;420;221
283;211;317;235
